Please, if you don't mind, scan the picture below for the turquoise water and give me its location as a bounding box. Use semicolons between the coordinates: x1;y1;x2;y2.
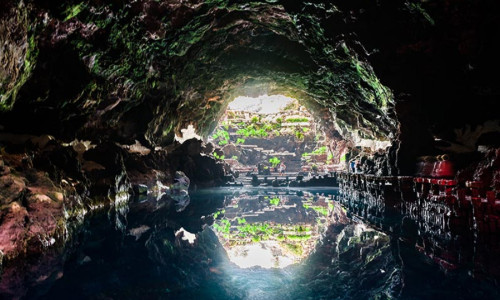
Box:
24;187;500;299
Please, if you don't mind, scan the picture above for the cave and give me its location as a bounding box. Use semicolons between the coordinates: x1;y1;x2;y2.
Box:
1;0;500;299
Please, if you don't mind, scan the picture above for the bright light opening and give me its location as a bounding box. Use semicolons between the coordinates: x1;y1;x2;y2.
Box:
208;94;345;174
175;124;202;144
227;242;296;269
228;94;296;114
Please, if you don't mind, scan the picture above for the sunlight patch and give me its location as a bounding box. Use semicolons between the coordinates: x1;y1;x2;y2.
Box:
228;95;295;114
227;242;296;269
175;227;196;244
175;125;202;144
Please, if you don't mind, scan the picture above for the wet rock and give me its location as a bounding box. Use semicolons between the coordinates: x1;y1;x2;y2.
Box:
0;174;25;205
170;171;190;212
133;184;148;195
0;202;29;260
128;225;150;241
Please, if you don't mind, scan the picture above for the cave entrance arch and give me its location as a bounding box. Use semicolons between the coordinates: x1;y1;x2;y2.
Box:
208;94;341;177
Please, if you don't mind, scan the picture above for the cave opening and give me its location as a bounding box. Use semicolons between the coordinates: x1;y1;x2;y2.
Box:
208;94;342;180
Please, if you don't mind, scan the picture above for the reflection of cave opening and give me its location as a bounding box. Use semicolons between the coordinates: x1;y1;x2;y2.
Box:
208;94;342;178
211;188;338;269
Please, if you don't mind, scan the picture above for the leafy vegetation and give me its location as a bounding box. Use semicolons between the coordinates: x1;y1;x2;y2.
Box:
303;203;329;216
286;117;309;123
295;130;304;140
213;209;225;219
302;146;328;157
213;152;225;160
269;197;280;205
269;157;281;168
212;129;230;145
236;125;269;138
213;219;231;234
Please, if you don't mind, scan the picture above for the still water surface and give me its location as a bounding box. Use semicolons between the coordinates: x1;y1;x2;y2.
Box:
29;187;499;300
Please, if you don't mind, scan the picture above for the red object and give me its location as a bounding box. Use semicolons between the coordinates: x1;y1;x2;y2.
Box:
487;191;496;205
438;160;454;178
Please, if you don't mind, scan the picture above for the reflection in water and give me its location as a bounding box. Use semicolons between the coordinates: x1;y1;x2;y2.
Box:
212;188;334;269
14;186;500;299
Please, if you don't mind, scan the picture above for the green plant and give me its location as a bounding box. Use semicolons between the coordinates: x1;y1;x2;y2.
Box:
295;131;304;140
231;155;238;160
269;197;280;206
251;116;259;123
236;138;245;144
312;206;328;216
214;209;225;219
212;129;230;145
269;157;281;168
213;152;225;160
213;219;231;233
287;234;311;241
302;146;328;157
286;117;309;123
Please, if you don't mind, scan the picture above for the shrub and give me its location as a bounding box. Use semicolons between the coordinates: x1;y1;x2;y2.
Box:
269;157;281;168
286;117;309;123
295;131;304;140
269;197;280;206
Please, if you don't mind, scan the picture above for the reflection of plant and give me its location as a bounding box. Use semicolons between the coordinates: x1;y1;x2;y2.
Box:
312;206;328;216
269;197;280;205
303;203;330;216
269;157;281;168
213;219;231;233
213;209;225;219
